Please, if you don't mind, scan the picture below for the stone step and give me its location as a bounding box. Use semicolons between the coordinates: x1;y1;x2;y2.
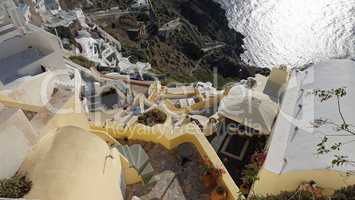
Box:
102;48;115;58
116;145;134;168
127;144;139;167
0;23;15;33
129;144;149;174
124;146;135;165
117;145;129;158
141;163;154;183
87;103;101;109
114;144;154;183
88;95;99;101
54;80;75;89
210;123;228;152
0;28;20;43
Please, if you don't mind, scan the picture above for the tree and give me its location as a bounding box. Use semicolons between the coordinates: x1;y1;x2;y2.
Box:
312;87;355;171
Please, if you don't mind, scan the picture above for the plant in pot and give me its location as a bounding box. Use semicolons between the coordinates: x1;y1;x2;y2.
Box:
211;185;227;200
137;109;167;127
240;163;260;195
202;157;225;189
239;151;265;195
250;151;267;168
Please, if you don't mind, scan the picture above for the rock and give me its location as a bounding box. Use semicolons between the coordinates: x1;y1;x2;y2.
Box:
61;0;268;87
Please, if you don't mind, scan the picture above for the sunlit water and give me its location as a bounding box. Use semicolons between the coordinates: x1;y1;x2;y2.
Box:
214;0;355;68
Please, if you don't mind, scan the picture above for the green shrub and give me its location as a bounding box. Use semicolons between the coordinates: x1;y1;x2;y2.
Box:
137;109;167;127
332;185;355;200
250;184;355;200
0;175;32;198
241;163;260;187
249;191;327;200
216;186;226;194
69;55;96;69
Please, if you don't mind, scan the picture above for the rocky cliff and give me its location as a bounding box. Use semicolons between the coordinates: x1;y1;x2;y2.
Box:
60;0;270;87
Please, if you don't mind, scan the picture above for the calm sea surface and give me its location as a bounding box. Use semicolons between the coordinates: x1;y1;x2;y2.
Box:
215;0;355;68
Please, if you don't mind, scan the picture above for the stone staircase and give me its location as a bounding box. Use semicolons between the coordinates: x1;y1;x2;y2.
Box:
0;17;21;43
0;0;27;43
210;122;228;152
86;94;103;112
113;143;154;183
54;79;75;90
83;82;103;112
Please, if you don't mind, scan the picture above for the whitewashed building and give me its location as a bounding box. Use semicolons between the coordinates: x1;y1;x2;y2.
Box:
254;59;355;195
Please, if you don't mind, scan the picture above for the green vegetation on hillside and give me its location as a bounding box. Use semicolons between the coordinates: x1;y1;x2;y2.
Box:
250;185;355;200
69;55;96;69
0;175;32;198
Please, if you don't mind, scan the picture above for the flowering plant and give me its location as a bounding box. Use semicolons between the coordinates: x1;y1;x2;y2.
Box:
250;151;266;168
241;151;266;187
202;157;226;177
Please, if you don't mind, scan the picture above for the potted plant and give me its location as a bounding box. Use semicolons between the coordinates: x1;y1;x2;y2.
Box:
202;157;225;189
239;182;250;196
239;151;266;195
202;170;217;189
211;186;227;200
251;151;267;168
240;163;260;195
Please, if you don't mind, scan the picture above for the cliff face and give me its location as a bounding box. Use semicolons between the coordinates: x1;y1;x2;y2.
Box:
178;0;245;56
151;0;270;84
60;0;270;87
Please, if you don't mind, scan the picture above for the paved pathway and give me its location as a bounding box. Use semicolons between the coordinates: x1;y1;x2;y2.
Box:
139;170;185;200
123;141;210;200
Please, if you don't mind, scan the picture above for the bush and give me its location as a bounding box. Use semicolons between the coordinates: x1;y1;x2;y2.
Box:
250;184;355;200
250;191;327;200
241;163;260;186
332;185;355;200
137;109;167;127
216;186;226;194
181;42;203;60
69;55;96;69
0;175;32;198
119;15;137;28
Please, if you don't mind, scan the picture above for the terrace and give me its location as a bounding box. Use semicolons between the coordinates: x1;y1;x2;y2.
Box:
209;118;269;195
0;16;66;87
120;140;210;200
0;47;46;85
90;109;241;200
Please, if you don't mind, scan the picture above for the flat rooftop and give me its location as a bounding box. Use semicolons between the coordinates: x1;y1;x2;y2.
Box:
0;47;45;84
265;59;355;174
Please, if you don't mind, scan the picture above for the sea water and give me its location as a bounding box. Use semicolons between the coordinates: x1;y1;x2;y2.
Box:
215;0;355;68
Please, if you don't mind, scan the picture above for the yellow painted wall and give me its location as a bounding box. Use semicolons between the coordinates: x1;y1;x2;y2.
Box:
31;96;90;139
163;96;221;114
253;168;355;196
119;155;143;185
0;69;142;197
2;87;241;199
0;95;43;112
89;129;143;185
90;121;243;200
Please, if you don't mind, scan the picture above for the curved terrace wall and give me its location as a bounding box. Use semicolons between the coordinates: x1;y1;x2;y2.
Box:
90;120;242;200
